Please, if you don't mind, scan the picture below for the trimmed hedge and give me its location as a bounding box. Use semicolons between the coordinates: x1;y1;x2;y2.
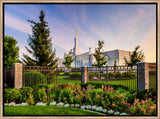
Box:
25;71;47;87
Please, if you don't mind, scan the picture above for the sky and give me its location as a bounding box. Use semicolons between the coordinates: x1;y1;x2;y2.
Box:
4;4;156;62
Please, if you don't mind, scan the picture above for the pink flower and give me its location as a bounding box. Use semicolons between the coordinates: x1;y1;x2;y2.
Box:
133;92;137;95
122;101;125;104
148;110;150;113
127;103;130;106
105;96;108;98
142;100;145;104
150;106;154;110
47;88;51;91
133;103;136;106
97;95;100;98
154;96;156;99
136;99;139;102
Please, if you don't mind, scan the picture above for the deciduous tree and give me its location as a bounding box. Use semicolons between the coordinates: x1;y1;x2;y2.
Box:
92;40;107;68
4;35;19;68
62;49;74;68
124;45;144;67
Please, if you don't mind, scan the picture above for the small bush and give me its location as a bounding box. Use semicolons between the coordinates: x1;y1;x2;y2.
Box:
4;88;20;103
122;71;137;78
115;72;122;78
25;71;47;87
108;72;115;78
20;87;34;104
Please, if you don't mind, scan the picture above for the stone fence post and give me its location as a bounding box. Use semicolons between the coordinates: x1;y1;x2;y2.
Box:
137;62;149;90
14;63;23;88
81;66;88;83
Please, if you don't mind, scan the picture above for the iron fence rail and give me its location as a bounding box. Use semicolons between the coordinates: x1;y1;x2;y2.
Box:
88;65;137;91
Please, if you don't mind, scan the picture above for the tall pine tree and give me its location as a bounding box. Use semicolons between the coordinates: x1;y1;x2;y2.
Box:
22;9;58;67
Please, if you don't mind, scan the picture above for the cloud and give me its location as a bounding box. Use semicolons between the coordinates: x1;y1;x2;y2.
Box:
141;23;156;62
5;13;32;35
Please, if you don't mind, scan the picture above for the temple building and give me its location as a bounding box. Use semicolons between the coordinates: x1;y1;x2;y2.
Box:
58;31;132;67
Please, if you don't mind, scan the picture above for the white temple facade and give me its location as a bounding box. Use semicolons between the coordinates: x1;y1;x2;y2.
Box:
58;31;132;67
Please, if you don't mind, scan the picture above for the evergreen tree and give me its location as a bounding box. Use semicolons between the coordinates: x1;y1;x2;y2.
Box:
62;49;74;68
92;40;107;68
22;9;58;67
124;45;144;67
4;35;19;68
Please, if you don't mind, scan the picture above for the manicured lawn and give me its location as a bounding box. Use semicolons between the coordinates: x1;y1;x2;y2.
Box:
4;106;104;116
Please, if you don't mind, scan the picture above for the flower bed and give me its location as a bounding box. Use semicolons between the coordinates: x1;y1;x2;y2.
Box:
4;83;156;115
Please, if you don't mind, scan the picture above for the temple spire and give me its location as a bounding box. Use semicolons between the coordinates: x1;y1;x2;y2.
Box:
75;30;78;36
73;30;80;56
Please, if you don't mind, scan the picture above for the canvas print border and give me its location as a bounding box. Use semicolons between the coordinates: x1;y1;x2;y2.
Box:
0;0;159;119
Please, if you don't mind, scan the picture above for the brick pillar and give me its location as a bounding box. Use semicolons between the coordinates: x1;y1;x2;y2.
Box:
81;67;88;83
137;62;149;90
14;63;23;88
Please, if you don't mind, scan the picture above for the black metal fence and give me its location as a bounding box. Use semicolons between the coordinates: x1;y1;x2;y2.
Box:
57;67;81;84
23;66;82;87
4;67;15;88
23;66;57;87
88;66;137;91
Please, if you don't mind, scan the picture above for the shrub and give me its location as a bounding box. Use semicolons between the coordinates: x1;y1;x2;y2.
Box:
136;89;156;101
4;88;20;103
108;72;115;78
115;72;122;78
89;72;99;77
128;98;156;115
122;71;137;78
20;87;34;104
25;71;47;87
61;87;74;104
33;84;49;90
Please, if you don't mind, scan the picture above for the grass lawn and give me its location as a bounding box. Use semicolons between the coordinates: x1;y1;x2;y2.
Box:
4;106;104;116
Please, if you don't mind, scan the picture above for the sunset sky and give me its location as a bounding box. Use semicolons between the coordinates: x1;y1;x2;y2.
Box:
4;4;156;62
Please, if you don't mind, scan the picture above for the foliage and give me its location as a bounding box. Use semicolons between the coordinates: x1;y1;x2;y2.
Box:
4;88;20;103
22;9;58;67
108;72;115;78
25;71;47;87
4;35;19;68
128;94;156;115
122;71;137;78
19;87;34;104
92;40;107;68
62;49;74;68
61;87;74;104
124;45;144;67
114;72;122;78
4;83;156;115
